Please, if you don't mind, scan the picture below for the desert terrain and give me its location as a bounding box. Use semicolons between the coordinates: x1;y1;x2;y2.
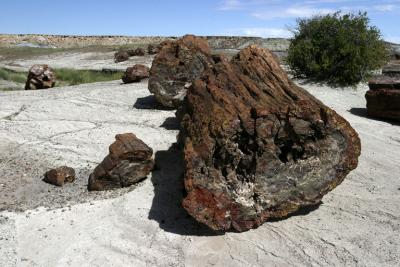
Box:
0;35;399;266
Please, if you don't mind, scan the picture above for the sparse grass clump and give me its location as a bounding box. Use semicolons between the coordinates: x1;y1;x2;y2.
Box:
55;68;123;86
287;12;389;86
0;67;124;89
0;68;27;83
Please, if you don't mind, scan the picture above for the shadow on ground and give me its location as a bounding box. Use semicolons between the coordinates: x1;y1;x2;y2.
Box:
133;95;175;111
269;202;322;223
160;117;180;130
349;108;400;126
148;143;221;236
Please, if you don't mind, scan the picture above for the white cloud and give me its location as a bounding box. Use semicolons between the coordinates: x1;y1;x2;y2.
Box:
374;4;397;11
386;35;400;44
223;27;292;38
243;27;292;37
252;7;335;19
218;0;243;10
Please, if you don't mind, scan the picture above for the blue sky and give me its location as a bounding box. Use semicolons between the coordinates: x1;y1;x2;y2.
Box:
0;0;399;43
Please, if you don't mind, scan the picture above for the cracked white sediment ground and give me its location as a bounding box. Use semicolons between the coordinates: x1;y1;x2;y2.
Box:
0;79;399;266
0;51;154;72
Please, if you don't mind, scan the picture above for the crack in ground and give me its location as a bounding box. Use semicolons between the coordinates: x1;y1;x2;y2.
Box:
1;105;27;121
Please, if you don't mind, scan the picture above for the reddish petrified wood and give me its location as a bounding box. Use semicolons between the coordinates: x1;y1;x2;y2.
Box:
25;64;56;90
179;45;361;232
88;133;154;191
366;76;400;121
122;64;150;83
148;35;214;108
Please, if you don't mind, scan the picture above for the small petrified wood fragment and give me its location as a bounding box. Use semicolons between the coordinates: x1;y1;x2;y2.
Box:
122;64;150;83
366;76;400;121
148;35;214;108
25;64;56;90
44;166;75;186
179;45;361;232
114;51;130;63
88;133;154;191
147;44;159;55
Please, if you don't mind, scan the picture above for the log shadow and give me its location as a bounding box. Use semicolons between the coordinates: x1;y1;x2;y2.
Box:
159;117;180;130
268;202;323;223
148;143;221;236
348;108;400;126
133;95;175;111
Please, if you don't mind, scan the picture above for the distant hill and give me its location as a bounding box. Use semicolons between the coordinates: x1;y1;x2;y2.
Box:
0;34;290;51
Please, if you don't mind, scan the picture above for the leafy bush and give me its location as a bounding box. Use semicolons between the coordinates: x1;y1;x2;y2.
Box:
287;12;389;86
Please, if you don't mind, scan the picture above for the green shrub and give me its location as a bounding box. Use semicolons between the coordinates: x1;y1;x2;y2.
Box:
287;12;389;86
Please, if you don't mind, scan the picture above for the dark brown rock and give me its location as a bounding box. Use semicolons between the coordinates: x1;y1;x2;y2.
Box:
147;44;159;55
44;166;75;186
368;76;400;90
179;45;361;232
148;35;214;108
129;48;145;56
114;51;130;63
366;76;400;121
88;133;154;191
122;64;150;83
25;64;56;90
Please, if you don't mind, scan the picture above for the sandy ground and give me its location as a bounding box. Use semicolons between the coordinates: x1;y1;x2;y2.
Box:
0;79;399;266
0;51;154;72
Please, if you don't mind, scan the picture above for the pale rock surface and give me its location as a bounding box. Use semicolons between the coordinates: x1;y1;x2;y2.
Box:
0;79;399;266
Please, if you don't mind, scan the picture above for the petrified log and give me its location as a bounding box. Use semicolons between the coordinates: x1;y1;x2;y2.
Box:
366;76;400;121
88;133;154;191
148;35;214;108
44;166;75;186
147;44;159;55
122;64;150;83
179;45;361;232
25;64;56;90
114;51;130;63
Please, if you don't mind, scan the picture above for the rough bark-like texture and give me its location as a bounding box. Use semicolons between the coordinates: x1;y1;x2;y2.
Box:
366;76;400;121
88;133;154;191
148;35;214;108
44;166;75;186
179;45;361;232
114;51;130;63
122;64;150;83
25;64;56;90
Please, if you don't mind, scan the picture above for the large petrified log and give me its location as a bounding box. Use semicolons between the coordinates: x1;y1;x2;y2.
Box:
148;35;214;108
366;76;400;121
179;45;361;232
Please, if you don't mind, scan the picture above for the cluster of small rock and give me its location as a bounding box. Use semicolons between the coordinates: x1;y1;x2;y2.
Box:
114;43;160;63
42;35;362;232
44;133;154;191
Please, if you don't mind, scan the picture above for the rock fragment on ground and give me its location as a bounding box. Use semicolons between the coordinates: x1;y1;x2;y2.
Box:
179;45;361;232
148;35;214;108
25;64;56;90
366;76;400;121
122;64;150;83
44;166;76;186
147;44;159;55
88;133;154;191
114;51;130;63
